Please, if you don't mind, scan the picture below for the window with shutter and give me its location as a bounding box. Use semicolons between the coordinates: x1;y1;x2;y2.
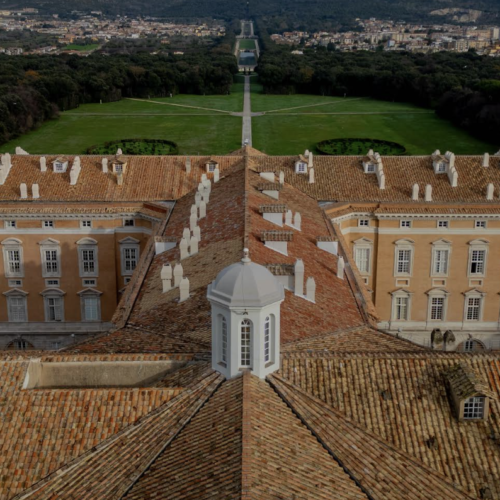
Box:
8;296;27;322
355;247;370;274
83;296;99;321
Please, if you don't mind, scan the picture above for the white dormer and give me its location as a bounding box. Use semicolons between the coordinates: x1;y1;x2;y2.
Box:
206;160;219;173
112;156;127;175
363;150;381;174
207;249;285;380
52;157;69;173
295;156;308;174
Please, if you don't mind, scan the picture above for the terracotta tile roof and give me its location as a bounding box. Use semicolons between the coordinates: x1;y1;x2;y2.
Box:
124;374;243;500
243;373;367;500
248;154;500;204
0;155;242;202
0;354;190;499
14;368;222;500
279;352;500;499
269;374;474;500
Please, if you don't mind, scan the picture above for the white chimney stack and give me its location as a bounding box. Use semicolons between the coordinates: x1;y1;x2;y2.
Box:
179;237;189;260
190;235;199;256
306;277;316;302
102;158;108;173
186;157;191;173
202;188;210;204
201;173;207;182
483;153;490;168
285;210;292;226
199;200;207;219
161;264;173;292
191;205;197;216
179;277;190;302
40;157;47;172
20;183;28;199
190;212;197;231
309;167;315;184
195;192;202;207
117;172;124;186
183;227;191;240
486;183;494;200
193;225;201;242
279;171;285;185
214;167;220;183
337;256;345;280
308;151;313;169
294;259;304;296
378;172;386;190
412;184;419;201
425;184;432;202
173;263;183;287
32;184;40;199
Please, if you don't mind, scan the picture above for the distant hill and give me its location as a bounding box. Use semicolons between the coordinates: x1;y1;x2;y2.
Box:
3;0;500;25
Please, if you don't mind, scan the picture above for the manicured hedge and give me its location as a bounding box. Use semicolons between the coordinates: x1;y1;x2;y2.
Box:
87;139;179;156
316;138;406;156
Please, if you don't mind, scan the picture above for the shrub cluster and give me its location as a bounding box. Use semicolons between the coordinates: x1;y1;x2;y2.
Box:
87;138;179;156
316;138;406;156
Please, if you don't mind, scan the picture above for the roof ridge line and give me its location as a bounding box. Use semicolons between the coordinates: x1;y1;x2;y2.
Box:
13;369;223;500
268;374;475;500
241;371;253;500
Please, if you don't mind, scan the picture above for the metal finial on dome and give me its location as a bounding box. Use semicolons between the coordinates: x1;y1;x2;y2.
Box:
242;248;251;264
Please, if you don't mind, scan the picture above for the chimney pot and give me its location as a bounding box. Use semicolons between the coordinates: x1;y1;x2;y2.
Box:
195;191;202;207
183;227;191;240
486;183;494;200
179;277;190;302
214;167;220;183
173;263;183;287
483;153;490;168
190;212;198;231
294;259;304;296
20;183;28;199
102;158;108;173
193;225;201;241
337;256;345;280
40;157;47;172
306;277;316;302
180;237;189;260
425;184;432;202
294;212;302;231
191;204;197;216
285;210;293;226
412;184;419;201
161;264;173;292
309;167;315;184
32;184;40;199
190;235;199;255
199;200;207;219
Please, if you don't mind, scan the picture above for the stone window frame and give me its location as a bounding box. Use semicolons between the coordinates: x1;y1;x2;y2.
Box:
4;288;28;322
474;220;487;229
353;237;373;276
399;220;411;229
463;396;486;419
467;239;489;278
240;318;253;369
4;220;16;229
426;288;450;322
78;288;103;322
393;239;415;277
2;237;24;278
357;219;370;227
43;220;54;229
390;289;412;321
295;161;307;174
119;237;140;276
40;288;66;322
437;220;449;229
219;314;228;366
463;289;486;322
80;220;92;229
77;237;99;278
431;239;452;278
39;238;62;278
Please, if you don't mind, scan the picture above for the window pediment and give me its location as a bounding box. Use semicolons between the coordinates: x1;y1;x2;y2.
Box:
77;288;103;296
353;237;373;245
76;237;98;245
394;238;414;246
1;238;22;246
40;288;66;296
463;288;486;297
390;288;412;296
468;239;489;246
3;288;28;296
426;287;450;296
119;236;140;245
432;239;452;246
38;238;60;246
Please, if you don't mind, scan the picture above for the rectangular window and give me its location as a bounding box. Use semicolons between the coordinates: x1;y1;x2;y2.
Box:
463;396;485;419
433;249;449;275
466;297;481;321
44;250;59;275
81;249;96;275
358;219;369;227
366;164;376;173
124;219;135;227
6;249;21;275
397;249;411;274
43;221;54;228
437;220;449;228
83;296;99;321
395;297;409;320
124;247;138;273
5;220;16;228
8;297;27;322
355;247;370;274
400;220;411;228
436;163;446;173
241;321;251;367
475;220;486;229
221;318;228;364
470;250;485;275
81;220;92;228
431;297;444;320
8;279;22;287
264;317;271;362
83;278;97;287
47;297;63;321
46;279;60;287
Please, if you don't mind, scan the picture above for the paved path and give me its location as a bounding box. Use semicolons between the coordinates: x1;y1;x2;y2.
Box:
241;75;252;146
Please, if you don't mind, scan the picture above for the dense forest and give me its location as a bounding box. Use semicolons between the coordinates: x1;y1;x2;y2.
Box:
0;43;237;146
256;28;500;144
4;0;500;28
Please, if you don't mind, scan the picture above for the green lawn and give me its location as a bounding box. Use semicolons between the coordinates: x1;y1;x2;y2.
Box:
252;113;497;155
1;114;241;155
64;44;100;51
239;39;256;50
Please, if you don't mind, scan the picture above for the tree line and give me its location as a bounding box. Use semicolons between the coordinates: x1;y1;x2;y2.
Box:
256;35;500;144
0;45;238;147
